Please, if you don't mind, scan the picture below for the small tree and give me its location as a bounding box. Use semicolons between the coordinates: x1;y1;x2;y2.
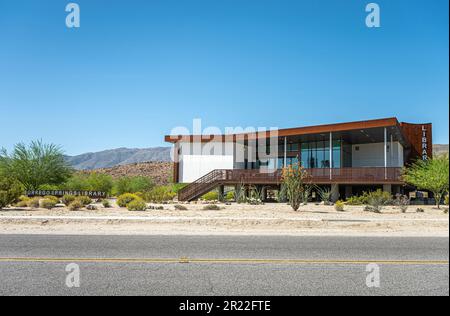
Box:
282;163;310;211
0;175;23;209
0;140;73;190
403;156;449;209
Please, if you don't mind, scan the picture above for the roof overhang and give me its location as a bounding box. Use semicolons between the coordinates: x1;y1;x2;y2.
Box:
165;117;405;144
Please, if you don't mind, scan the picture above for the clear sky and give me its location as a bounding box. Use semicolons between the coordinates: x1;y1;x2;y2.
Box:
0;0;448;156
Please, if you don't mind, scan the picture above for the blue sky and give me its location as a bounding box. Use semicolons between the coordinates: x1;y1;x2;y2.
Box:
0;0;448;155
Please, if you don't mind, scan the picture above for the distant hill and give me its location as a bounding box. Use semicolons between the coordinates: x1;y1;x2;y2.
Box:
80;162;172;186
433;144;449;157
66;147;171;170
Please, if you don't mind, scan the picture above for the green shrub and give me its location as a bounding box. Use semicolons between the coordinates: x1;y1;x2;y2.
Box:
44;196;59;203
445;195;449;206
143;186;176;203
27;197;41;208
203;204;221;211
63;173;113;195
62;195;76;206
318;187;332;205
16;195;30;207
334;200;345;212
171;183;187;193
202;191;219;201
40;198;57;210
69;200;84;211
226;191;235;202
113;176;155;196
0;176;23;209
127;198;147;211
75;196;92;206
346;195;365;205
174;204;188;211
117;193;140;208
102;199;111;208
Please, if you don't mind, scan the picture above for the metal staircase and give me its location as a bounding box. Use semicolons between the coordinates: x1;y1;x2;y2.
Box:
178;170;228;202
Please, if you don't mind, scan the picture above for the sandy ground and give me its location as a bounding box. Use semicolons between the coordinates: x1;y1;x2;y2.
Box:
0;201;448;237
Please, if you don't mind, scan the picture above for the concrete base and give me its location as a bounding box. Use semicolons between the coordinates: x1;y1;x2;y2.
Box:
331;184;340;202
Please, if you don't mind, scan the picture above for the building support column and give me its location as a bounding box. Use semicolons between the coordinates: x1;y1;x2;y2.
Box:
345;186;353;199
331;184;340;202
218;185;225;202
329;132;333;180
173;142;180;183
284;137;287;168
383;184;392;195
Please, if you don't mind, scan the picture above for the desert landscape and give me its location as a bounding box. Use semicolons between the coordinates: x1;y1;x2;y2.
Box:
1;201;447;237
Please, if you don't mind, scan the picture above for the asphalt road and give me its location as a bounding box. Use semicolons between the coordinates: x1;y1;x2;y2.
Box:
0;235;448;296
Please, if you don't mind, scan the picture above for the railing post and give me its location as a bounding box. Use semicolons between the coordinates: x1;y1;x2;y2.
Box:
329;132;333;180
384;127;387;180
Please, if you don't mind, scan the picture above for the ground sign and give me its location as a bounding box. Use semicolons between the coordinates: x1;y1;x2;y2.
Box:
26;190;107;198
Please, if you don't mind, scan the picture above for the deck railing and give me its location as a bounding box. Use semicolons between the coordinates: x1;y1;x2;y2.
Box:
178;167;403;201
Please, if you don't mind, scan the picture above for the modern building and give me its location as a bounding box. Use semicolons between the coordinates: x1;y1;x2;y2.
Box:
165;118;432;202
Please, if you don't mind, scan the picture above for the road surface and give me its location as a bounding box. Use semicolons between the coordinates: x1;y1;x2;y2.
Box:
0;235;448;296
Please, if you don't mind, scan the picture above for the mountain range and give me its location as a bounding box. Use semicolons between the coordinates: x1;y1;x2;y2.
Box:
65;147;172;170
66;144;449;170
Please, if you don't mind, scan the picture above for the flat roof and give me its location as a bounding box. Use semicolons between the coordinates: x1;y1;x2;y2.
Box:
165;117;401;143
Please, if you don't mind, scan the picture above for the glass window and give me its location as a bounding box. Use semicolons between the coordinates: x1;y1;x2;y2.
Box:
300;140;341;169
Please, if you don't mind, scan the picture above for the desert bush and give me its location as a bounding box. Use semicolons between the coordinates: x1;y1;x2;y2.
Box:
76;196;92;206
143;186;176;203
127;199;147;211
334;200;345;212
102;199;111;208
318;187;332;205
234;183;246;204
365;190;392;213
113;176;155;196
40;198;57;210
117;193;141;208
0;175;23;209
445;195;449;206
15;195;30;207
0;140;72;191
203;204;221;211
62;195;76;206
27;197;41;208
44;196;59;203
202;191;219;201
225;191;235;202
394;194;410;213
174;204;188;211
282;164;311;211
346;195;365;205
68;200;84;211
127;201;146;212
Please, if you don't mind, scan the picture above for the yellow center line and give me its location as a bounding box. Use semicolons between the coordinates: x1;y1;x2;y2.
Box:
0;257;448;265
